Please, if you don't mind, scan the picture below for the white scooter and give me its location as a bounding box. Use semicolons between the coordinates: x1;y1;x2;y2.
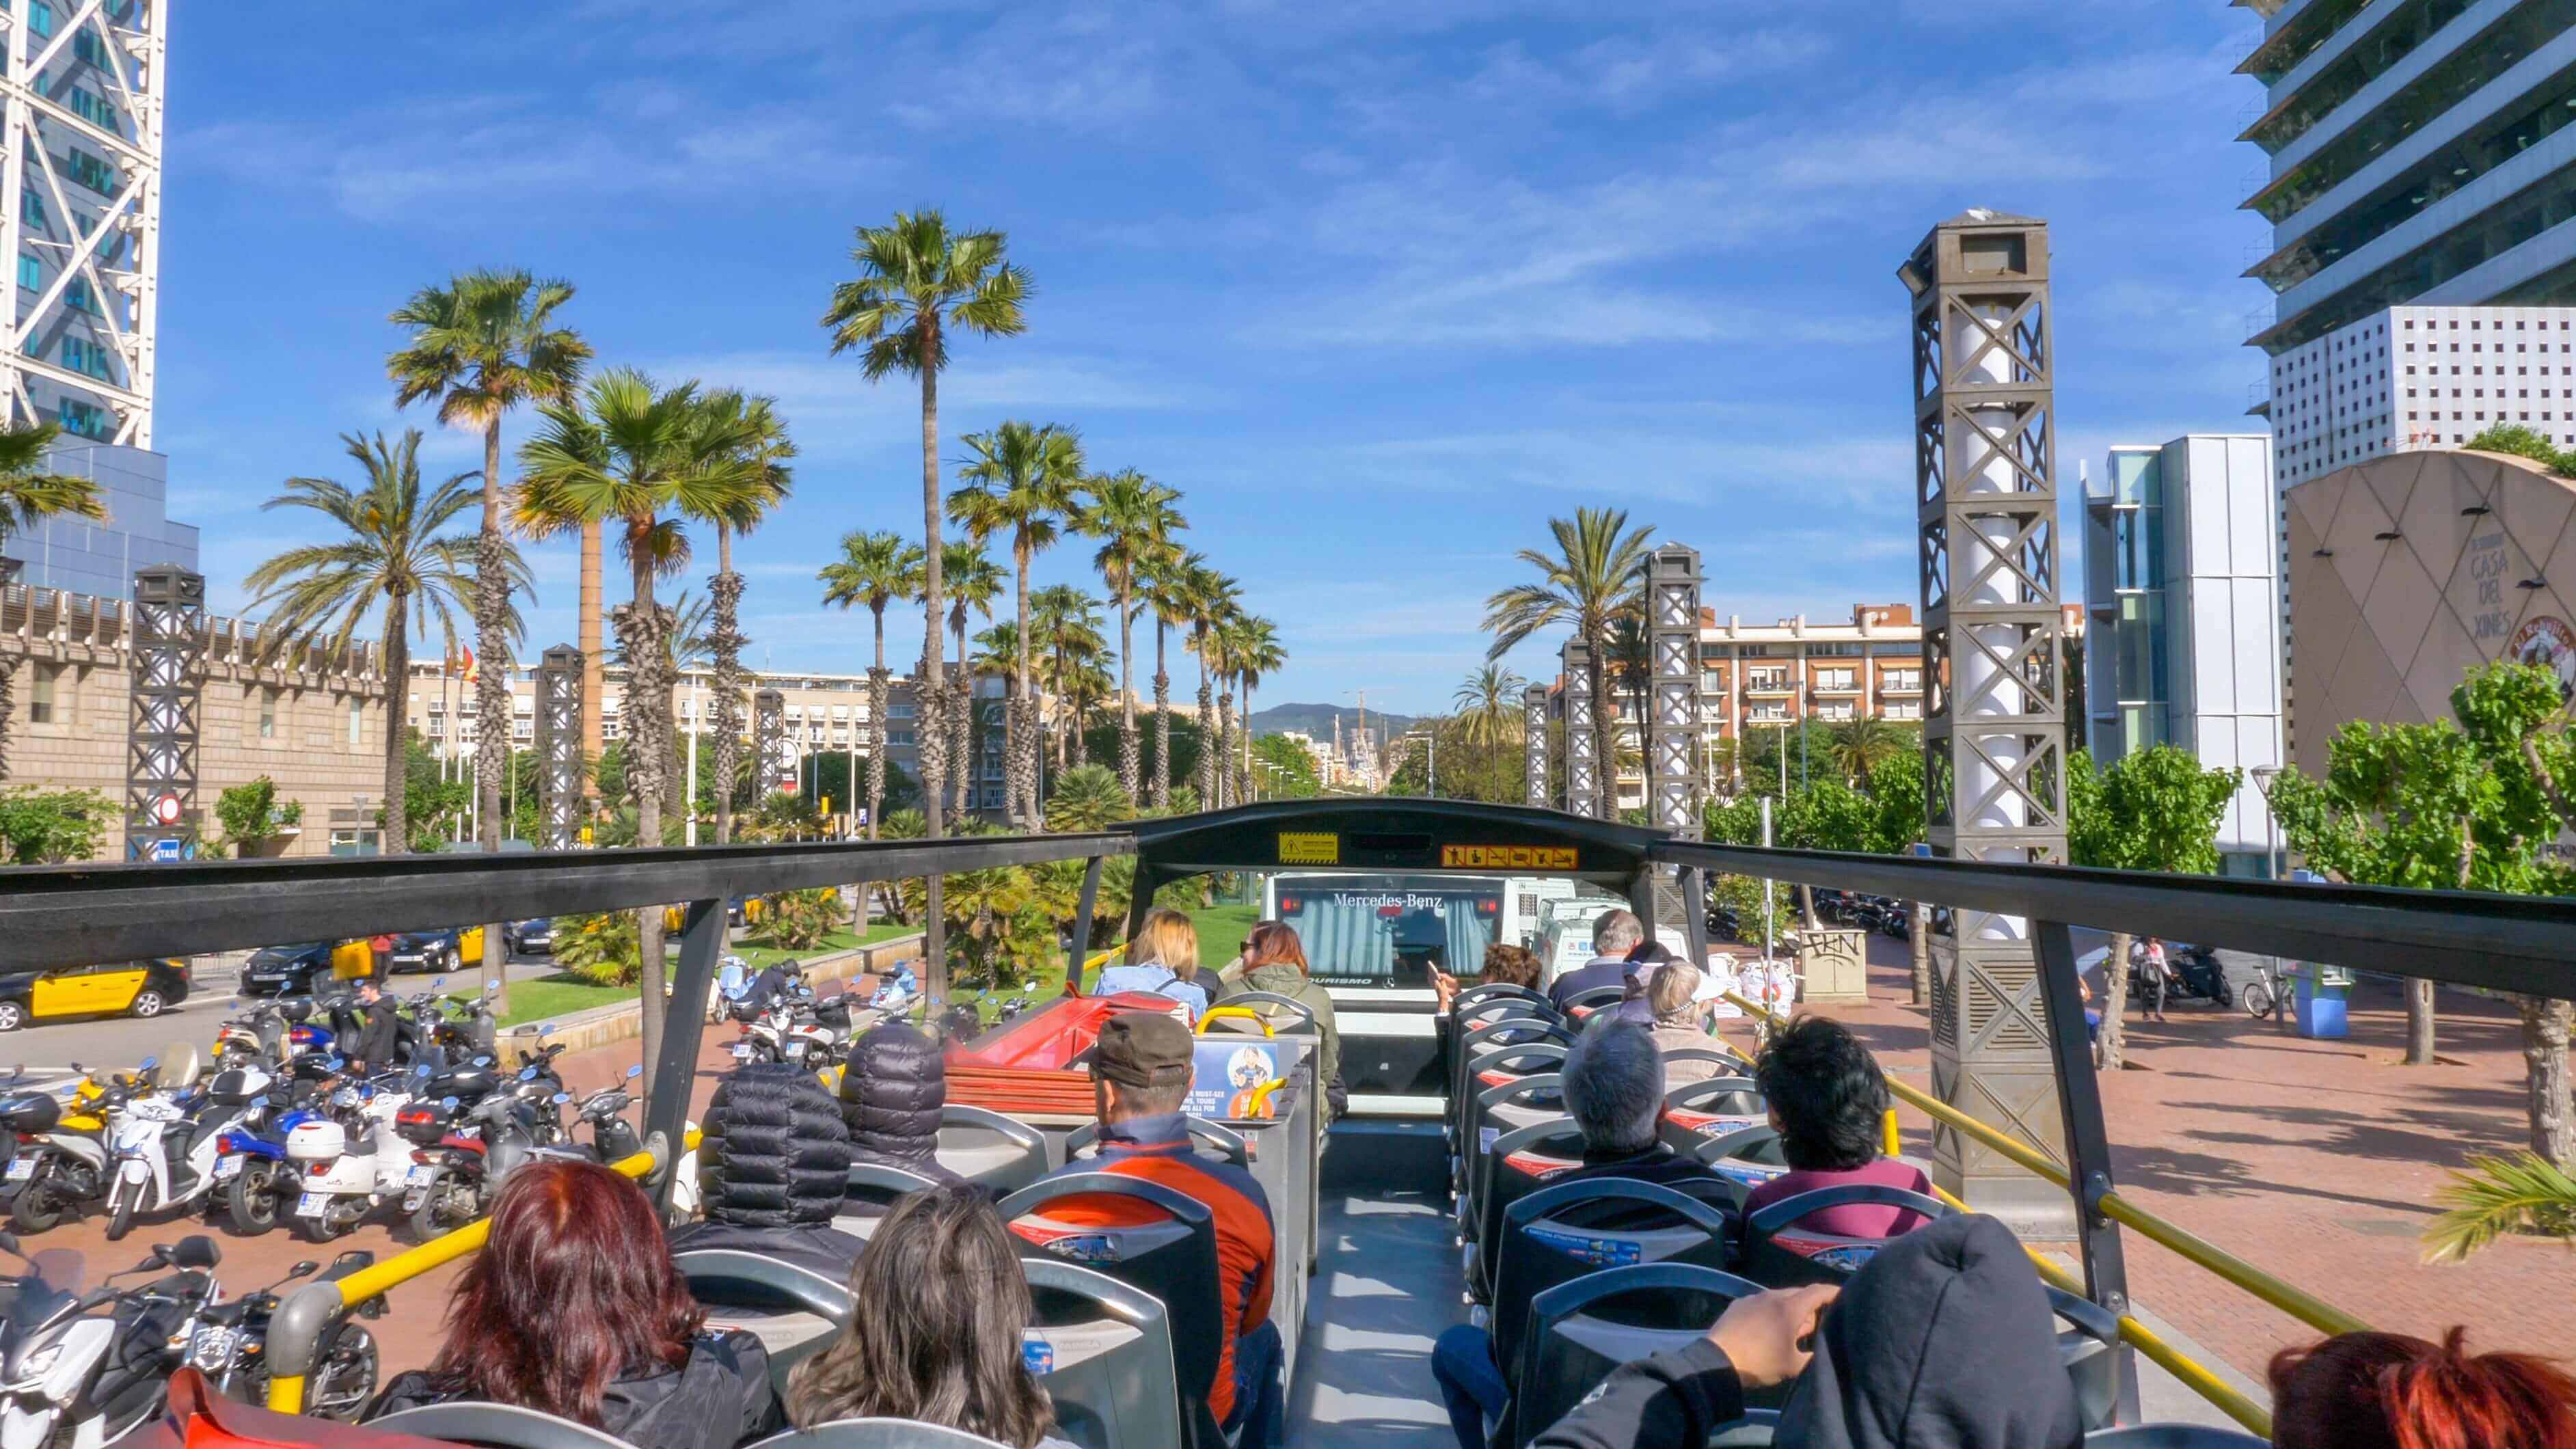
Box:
283;1072;416;1243
0;1232;221;1449
103;1048;273;1243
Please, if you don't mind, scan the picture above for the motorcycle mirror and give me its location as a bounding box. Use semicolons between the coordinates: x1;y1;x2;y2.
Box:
140;1055;157;1072
133;1247;170;1273
286;1261;319;1279
485;982;500;996
624;1065;642;1080
472;1055;493;1068
171;1236;220;1271
431;977;445;988
552;1092;571;1105
441;1096;459;1110
0;1232;18;1256
518;1067;537;1081
415;1064;431;1078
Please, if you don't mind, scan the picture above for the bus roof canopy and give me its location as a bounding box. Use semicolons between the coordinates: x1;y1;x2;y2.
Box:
1123;798;1668;884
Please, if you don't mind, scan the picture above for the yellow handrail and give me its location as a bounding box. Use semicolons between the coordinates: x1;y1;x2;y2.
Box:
1722;986;2363;1421
1197;1005;1275;1038
266;1135;692;1414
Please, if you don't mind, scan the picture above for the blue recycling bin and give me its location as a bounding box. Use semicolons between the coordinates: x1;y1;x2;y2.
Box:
2292;964;2350;1039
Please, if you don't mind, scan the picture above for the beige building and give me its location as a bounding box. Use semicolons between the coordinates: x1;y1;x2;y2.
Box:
2283;447;2576;775
1;584;390;859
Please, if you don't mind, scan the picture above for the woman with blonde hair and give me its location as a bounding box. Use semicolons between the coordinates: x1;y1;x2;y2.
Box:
1637;960;1735;1084
1091;905;1209;1020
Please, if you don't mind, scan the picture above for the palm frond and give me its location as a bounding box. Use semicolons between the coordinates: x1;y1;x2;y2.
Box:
2423;1151;2576;1263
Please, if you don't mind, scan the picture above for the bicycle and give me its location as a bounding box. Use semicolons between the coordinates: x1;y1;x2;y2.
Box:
2241;957;2292;1026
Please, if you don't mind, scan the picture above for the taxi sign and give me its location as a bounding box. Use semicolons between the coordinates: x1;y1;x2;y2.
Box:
1277;832;1340;865
1440;844;1577;870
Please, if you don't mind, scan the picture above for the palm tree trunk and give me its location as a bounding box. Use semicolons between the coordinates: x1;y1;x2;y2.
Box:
475;417;511;1016
951;613;974;820
580;520;603;804
379;597;412;856
1908;903;1930;1005
1194;642;1215;808
1153;621;1171;809
912;341;950;1011
621;533;673;1094
2519;994;2574;1169
1584;623;1616;820
711;526;744;845
2098;931;2135;1070
1117;593;1139;802
1013;543;1037;830
0;653;17;783
2407;979;2438;1066
1218;688;1237;808
867;606;889;841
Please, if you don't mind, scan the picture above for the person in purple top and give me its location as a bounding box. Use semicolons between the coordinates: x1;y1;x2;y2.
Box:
1743;1015;1933;1240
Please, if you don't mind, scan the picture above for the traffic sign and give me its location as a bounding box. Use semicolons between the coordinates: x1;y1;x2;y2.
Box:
148;837;185;863
148;792;183;826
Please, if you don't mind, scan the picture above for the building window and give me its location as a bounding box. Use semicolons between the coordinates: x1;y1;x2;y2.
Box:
68;87;116;134
70;27;106;68
57;398;107;439
346;696;363;747
258;687;277;739
19;192;41;228
60;277;94;314
60;335;111;381
27;1;53;38
64;147;116;195
14;254;36;290
29;662;61;724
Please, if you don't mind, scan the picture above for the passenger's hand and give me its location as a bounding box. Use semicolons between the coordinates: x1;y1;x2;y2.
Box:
1431;969;1459;1012
1706;1284;1839;1388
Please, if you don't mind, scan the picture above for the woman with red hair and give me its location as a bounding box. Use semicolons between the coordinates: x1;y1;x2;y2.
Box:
2271;1326;2576;1449
365;1159;780;1448
1218;920;1344;1118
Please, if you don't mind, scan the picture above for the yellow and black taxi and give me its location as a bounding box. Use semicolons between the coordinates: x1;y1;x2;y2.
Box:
0;957;191;1031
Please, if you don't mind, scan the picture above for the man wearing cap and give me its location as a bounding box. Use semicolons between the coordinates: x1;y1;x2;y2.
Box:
1025;1012;1283;1448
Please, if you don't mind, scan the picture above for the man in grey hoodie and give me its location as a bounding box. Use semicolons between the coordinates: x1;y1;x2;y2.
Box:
1532;1214;2083;1449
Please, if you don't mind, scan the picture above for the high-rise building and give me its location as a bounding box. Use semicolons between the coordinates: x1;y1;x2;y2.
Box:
2267;303;2576;495
2083;435;2286;877
2240;0;2576;359
0;2;182;598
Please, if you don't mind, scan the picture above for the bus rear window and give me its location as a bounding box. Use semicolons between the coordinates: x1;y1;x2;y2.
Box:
1273;875;1503;986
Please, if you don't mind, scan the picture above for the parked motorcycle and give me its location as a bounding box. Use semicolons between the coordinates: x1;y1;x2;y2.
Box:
102;1045;282;1242
2128;943;2235;1010
5;1071;117;1234
398;1087;547;1245
186;1249;384;1419
0;1230;221;1447
281;1073;418;1243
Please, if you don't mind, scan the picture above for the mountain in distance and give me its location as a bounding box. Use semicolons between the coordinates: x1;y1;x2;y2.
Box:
1246;701;1420;740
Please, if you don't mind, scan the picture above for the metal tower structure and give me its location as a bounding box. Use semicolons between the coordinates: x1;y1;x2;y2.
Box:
1523;681;1550;809
535;645;583;848
0;0;164;446
754;688;791;796
1899;211;2073;1227
1646;545;1705;931
122;563;198;859
1560;638;1598;817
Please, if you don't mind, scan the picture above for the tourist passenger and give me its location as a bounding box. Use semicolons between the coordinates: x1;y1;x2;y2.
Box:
1744;1015;1933;1240
1532;1213;2080;1448
1431;1016;1721;1449
837;1019;970;1209
1091;906;1211;1021
1546;908;1646;1010
366;1159;780;1448
1025;1012;1283;1447
667;1062;866;1279
1636;962;1734;1084
2269;1326;2576;1449
787;1184;1081;1449
1431;940;1546;1014
1218;921;1343;1117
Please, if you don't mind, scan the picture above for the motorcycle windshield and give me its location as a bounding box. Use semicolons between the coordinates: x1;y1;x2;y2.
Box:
0;1248;85;1342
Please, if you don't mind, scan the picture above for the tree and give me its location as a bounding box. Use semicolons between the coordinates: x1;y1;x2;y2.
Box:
950;420;1085;828
0;422;105;779
1252;733;1322;799
1223;616;1283;806
1030;584;1107;772
817;530;923;839
1826;716;1914;786
930;541;1004;822
1177;560;1241;809
1453;665;1527;802
1083;712;1204;799
516;368;764;1087
0;785;111;862
1858;749;1935;1003
2063;746;2242;1070
244;430;500;862
694;392;795;846
2463;422;2576;476
1046;762;1133;832
1137;548;1206;811
823;210;1030;1007
1484;509;1655;820
1077;470;1184;803
213;777;303;858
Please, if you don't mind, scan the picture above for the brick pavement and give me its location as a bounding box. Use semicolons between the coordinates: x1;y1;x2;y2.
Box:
1789;943;2574;1380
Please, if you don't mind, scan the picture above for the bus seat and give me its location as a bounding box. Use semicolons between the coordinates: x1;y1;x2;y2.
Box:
1210;990;1319;1036
1022;1256;1189;1449
1741;1184;1955;1288
2082;1429;2270;1447
839;1162;945;1236
1688;1125;1793;1204
1454;983;1550;1015
1659;1076;1768;1156
1558;986;1627;1017
1658;1045;1751;1078
1454;1033;1567;1161
366;1403;632;1447
1504;1262;1768;1449
1067;1115;1250;1169
938;1104;1052;1195
1491;1178;1738;1394
1471;1118;1588;1303
2046;1286;2125;1432
673;1249;857;1392
999;1172;1227;1447
746;1420;1012;1448
1461;1074;1567;1241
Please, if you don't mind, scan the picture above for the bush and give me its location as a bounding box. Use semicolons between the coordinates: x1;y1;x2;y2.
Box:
765;886;845;950
0;785;112;863
555;910;642;986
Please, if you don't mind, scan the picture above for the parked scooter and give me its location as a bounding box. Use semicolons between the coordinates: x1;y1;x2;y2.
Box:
185;1249;384;1419
5;1070;118;1234
102;1044;277;1242
398;1086;547;1245
0;1230;221;1448
280;1072;418;1243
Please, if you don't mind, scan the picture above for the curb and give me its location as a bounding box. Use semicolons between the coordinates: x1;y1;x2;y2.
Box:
498;930;925;1060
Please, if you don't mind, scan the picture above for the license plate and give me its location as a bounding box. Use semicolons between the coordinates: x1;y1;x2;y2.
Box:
295;1191;330;1217
784;1042;806;1058
213;1157;243;1181
4;1159;31;1181
405;1165;435;1187
730;1044;752;1059
191;1325;236;1364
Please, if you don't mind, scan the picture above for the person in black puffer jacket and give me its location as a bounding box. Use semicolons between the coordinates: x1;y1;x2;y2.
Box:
839;1021;968;1213
667;1062;866;1279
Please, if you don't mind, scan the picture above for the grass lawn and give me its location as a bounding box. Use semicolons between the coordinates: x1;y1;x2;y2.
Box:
1190;903;1261;969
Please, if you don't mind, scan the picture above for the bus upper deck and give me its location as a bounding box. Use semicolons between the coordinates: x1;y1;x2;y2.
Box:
3;798;2571;1447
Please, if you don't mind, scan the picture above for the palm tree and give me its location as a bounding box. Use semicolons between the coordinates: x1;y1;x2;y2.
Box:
1046;763;1133;833
1223;615;1283;805
1826;716;1912;787
692;392;795;845
1137;549;1205;811
949;420;1085;829
610;588;712;826
818;530;924;839
822;213;1029;877
1483;508;1656;820
0;422;105;778
1029;584;1105;771
243;430;501;856
1454;664;1527;802
1075;470;1184;804
515;368;762;1091
1180;565;1242;808
386;270;591;850
929;542;1004;820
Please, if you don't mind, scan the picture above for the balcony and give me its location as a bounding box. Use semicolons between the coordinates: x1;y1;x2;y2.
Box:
1744;675;1793;696
1811;677;1862;696
1880;676;1924;695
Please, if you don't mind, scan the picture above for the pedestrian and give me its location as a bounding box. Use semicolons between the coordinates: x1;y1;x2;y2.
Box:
368;932;394;981
2140;937;2170;1023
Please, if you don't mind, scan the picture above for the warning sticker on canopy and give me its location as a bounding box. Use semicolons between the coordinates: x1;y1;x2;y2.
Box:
1440;845;1576;869
1277;832;1340;865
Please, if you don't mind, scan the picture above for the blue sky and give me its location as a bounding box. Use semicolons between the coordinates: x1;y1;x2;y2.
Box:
160;0;2269;716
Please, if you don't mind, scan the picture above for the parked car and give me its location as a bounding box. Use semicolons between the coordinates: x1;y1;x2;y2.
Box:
661;897;766;934
0;958;191;1031
239;941;371;997
502;918;554;956
383;926;485;975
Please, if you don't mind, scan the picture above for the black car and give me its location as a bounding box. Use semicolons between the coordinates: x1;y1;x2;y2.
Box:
239;942;342;997
385;927;471;975
502;918;554;956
